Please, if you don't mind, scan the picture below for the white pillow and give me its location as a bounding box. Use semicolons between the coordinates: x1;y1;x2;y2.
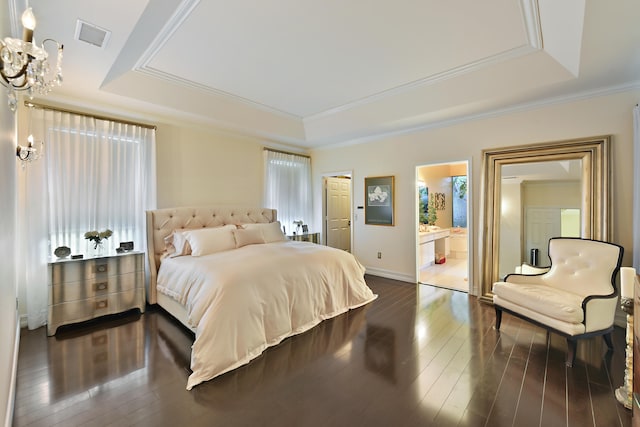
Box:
242;221;288;243
232;228;265;248
182;225;237;256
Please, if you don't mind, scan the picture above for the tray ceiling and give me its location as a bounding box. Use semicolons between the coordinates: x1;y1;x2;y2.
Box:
18;0;640;148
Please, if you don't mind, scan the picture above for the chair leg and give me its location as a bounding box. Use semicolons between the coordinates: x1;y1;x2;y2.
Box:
566;339;577;367
603;332;614;350
495;307;502;330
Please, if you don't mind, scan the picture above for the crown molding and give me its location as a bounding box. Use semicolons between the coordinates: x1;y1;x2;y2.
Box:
134;66;301;121
520;0;543;49
313;80;640;151
305;44;538;123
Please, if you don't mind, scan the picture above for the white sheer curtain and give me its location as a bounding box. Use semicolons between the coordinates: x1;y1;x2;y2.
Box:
633;105;640;270
263;149;313;234
17;106;157;330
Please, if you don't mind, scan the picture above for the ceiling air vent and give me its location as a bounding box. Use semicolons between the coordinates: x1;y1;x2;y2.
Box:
75;19;111;49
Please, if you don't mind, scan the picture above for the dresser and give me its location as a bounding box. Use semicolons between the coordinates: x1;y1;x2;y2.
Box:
288;232;320;243
48;251;145;336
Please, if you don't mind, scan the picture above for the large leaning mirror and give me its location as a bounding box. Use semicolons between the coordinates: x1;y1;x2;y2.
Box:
479;136;611;303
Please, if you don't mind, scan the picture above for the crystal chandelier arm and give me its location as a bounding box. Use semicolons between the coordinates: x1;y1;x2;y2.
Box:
0;52;31;88
16;145;32;161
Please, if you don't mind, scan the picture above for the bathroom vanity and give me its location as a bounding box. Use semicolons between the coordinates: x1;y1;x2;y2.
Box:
419;228;450;268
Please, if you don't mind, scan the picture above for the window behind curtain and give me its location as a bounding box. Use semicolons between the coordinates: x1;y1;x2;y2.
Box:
452;175;468;227
42;110;156;254
263;149;313;234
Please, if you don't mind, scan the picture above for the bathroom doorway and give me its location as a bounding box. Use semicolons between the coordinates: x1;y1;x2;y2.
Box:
416;161;471;293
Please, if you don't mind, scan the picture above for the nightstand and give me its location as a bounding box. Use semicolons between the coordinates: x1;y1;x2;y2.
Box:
48;251;146;336
288;232;320;243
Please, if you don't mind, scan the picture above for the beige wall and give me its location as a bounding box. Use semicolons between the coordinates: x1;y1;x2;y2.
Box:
311;89;639;293
155;123;265;208
523;180;581;208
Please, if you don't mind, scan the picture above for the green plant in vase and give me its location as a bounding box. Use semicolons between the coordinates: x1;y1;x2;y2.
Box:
419;196;428;225
426;197;438;226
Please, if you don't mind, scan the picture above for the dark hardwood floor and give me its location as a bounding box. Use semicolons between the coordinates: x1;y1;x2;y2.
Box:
13;275;632;426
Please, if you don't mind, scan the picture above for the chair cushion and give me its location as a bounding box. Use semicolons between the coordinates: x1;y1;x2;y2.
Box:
493;281;584;324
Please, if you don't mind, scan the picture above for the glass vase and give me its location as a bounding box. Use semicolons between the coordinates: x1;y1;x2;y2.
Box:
88;241;105;257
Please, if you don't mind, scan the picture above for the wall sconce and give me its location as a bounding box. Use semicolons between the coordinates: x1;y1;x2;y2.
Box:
17;102;43;165
16;134;43;164
0;7;63;112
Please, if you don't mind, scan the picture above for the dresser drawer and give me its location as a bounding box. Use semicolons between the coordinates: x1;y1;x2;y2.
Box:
48;288;145;335
50;254;144;285
49;271;144;304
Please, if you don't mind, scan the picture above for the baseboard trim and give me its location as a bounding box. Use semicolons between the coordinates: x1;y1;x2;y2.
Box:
4;316;19;427
365;267;415;284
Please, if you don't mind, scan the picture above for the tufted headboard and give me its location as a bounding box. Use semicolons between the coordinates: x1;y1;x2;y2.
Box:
145;206;277;304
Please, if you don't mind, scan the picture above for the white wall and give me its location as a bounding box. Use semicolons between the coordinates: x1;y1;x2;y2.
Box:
311;89;639;294
0;4;19;426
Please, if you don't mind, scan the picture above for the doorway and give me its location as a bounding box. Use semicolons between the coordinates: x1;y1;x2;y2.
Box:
323;173;352;252
416;161;471;293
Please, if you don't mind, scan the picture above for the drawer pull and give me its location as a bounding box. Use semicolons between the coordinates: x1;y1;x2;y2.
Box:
95;300;108;310
94;264;108;274
95;282;108;292
92;334;108;346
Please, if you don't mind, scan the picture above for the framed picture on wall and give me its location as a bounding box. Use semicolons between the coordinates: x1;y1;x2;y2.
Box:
365;175;395;226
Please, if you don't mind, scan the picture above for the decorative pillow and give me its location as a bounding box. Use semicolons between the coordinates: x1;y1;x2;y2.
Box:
232;228;265;248
242;221;288;243
164;229;193;258
183;225;237;256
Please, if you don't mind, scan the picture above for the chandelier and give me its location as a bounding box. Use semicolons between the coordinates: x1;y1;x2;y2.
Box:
0;7;63;112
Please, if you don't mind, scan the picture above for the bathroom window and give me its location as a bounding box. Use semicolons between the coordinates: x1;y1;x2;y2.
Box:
452;175;467;227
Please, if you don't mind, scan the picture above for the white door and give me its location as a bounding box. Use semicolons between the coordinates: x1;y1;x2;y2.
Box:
525;207;561;266
326;177;351;251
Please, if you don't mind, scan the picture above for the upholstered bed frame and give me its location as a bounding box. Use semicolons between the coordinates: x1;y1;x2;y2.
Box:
146;207;277;327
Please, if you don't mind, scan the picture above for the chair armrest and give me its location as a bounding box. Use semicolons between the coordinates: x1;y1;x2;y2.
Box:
520;263;551;275
504;273;547;285
582;294;618;332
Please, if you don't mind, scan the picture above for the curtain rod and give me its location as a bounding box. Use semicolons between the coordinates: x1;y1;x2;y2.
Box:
263;147;310;159
24;101;157;130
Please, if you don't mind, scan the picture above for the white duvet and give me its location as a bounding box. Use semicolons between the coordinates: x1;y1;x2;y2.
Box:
157;240;377;389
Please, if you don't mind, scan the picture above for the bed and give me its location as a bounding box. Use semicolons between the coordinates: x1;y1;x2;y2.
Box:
146;206;377;389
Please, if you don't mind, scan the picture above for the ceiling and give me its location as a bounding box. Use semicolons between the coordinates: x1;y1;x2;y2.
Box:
14;0;640;148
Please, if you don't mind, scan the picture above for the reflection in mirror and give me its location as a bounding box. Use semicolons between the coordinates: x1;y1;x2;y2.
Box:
480;136;610;303
498;159;582;278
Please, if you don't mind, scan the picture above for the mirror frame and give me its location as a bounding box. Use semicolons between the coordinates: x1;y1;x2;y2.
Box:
479;136;611;303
